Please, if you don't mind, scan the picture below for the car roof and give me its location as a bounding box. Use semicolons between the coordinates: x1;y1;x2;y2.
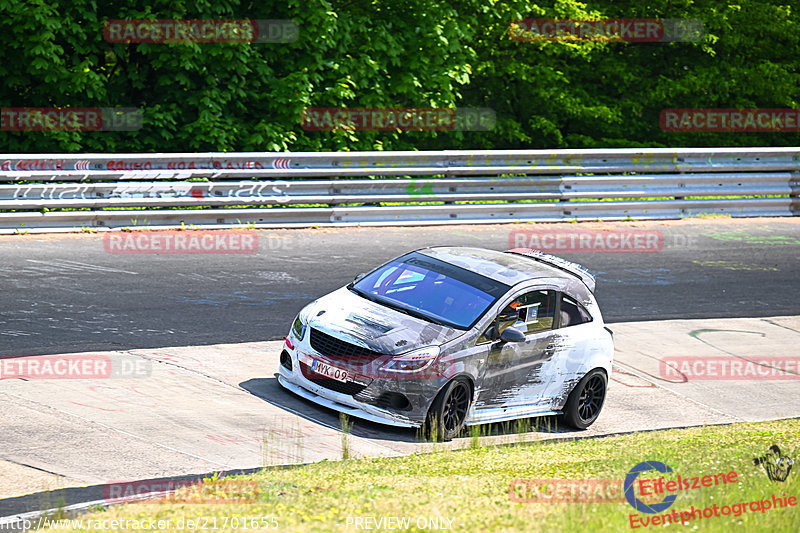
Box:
415;246;578;287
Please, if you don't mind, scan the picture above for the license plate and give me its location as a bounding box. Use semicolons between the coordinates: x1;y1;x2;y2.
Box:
308;358;351;383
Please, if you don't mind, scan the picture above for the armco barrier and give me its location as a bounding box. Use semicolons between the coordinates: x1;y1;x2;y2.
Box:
0;148;797;233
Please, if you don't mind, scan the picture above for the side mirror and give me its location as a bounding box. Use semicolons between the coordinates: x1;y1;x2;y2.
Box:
500;327;526;343
353;273;366;283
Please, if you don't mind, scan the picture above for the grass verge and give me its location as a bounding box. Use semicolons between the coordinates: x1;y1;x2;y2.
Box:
42;419;799;532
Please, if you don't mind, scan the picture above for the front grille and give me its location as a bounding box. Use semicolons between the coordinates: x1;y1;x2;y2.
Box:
300;362;367;396
309;328;384;363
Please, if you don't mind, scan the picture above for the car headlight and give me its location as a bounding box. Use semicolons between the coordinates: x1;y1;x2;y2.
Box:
380;346;440;373
291;308;309;340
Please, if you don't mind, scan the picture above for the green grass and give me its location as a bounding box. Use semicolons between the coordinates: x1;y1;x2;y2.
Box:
46;419;800;532
2;193;792;215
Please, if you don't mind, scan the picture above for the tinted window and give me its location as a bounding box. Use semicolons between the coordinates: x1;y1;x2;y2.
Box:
352;252;510;329
559;295;593;327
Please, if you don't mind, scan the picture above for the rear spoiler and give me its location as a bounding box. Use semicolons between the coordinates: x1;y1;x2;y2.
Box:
505;248;597;293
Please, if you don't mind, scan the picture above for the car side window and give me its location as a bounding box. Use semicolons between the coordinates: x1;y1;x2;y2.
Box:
558;294;593;328
477;289;556;343
515;290;556;334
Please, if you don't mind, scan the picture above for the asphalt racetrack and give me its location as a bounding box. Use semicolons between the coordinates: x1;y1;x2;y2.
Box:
2;218;800;356
1;217;799;515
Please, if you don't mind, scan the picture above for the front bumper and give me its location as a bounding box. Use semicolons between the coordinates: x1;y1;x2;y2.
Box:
278;337;442;428
277;373;417;428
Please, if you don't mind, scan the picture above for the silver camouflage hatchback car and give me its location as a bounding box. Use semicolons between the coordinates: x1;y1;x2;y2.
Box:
278;246;614;440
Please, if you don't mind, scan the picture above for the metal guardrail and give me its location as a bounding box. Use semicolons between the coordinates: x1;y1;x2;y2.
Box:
0;148;798;233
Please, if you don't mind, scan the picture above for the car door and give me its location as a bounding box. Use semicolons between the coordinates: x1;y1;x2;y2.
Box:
474;288;562;410
541;292;599;407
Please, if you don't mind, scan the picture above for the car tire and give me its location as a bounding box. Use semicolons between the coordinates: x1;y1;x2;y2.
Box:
561;369;607;430
425;378;471;442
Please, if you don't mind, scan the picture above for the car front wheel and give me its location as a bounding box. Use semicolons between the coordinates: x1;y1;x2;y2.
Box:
425;378;471;441
561;369;607;429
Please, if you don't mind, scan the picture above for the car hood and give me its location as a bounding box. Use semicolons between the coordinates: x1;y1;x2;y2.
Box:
304;287;465;355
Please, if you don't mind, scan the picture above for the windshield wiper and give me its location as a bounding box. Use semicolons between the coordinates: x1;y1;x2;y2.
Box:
348;285;377;303
402;306;448;327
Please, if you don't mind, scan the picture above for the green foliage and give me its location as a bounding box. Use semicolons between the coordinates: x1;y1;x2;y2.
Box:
0;0;797;152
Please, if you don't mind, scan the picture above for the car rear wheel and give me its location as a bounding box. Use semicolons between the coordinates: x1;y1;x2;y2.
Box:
425;378;471;442
561;369;607;430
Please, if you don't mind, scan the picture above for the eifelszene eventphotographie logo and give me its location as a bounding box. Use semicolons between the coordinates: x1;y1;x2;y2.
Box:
753;445;795;482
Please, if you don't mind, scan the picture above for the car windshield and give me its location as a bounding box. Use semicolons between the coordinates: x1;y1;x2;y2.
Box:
350;252;510;329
